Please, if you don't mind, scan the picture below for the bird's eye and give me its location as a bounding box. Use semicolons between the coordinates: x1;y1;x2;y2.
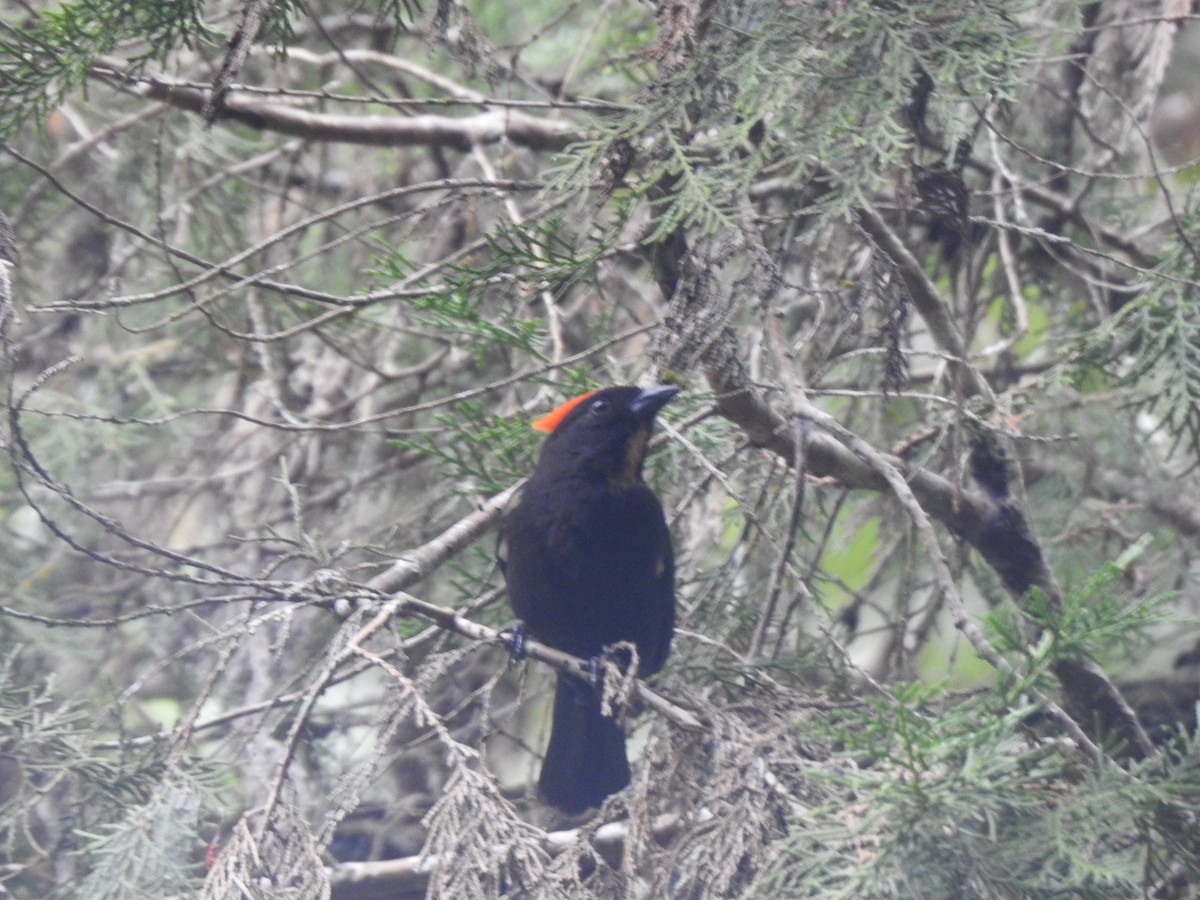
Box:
589;398;610;416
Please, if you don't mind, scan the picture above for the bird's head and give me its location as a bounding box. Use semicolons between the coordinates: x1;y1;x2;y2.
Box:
532;385;678;489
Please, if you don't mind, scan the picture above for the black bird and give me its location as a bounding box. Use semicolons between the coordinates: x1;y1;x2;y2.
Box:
499;385;677;813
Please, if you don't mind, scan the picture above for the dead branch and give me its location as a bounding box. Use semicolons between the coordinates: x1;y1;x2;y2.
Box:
92;60;581;152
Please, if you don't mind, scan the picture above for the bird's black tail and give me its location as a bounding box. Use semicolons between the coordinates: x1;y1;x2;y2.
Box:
539;675;630;814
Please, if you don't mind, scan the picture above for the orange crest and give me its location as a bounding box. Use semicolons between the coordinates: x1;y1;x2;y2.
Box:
531;390;598;432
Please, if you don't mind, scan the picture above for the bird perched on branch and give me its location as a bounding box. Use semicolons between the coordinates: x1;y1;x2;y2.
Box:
499;384;677;813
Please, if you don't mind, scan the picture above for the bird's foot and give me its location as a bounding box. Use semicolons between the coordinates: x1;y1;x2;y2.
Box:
501;622;529;662
586;653;604;689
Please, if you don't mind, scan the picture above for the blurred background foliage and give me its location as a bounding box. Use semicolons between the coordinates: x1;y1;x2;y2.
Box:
2;0;1200;896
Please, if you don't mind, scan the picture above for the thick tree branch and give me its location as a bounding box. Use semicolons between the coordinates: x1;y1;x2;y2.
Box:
705;363;1155;758
92;61;581;151
653;232;1154;758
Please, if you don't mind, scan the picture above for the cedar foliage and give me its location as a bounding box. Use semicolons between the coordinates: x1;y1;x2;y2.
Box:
2;0;1200;897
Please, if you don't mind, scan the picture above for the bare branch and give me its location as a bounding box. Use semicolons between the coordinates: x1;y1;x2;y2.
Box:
93;61;582;151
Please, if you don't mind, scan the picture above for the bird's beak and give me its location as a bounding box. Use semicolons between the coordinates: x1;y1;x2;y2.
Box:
628;385;679;419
